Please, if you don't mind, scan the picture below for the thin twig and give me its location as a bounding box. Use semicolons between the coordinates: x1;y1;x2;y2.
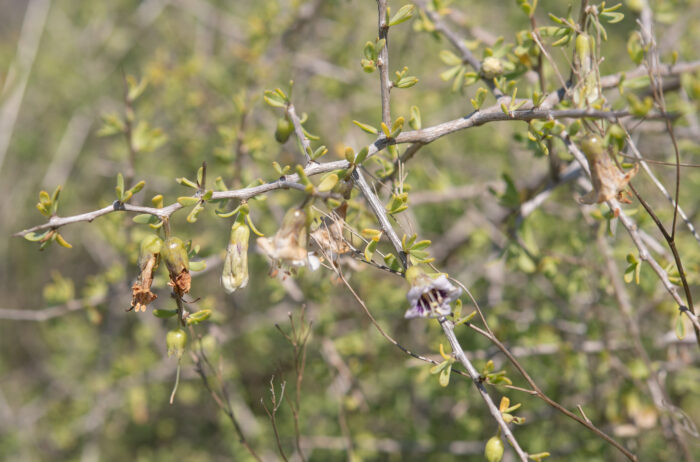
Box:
562;132;700;346
439;317;528;461
189;328;263;461
352;160;529;460
597;232;692;460
0;294;106;321
376;0;391;126
287;103;312;165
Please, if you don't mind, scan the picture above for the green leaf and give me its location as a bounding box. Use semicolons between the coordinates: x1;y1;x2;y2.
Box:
317;173;338;192
186;309;212;325
601;11;624;24
429;359;451;375
364;239;378;262
132;121;168;153
451;67;466;91
471;87;489;110
409;106;421;130
311;145;328;160
301;125;320;141
153;309;178;318
627;33;644;65
215;176;227;191
440;65;463;82
177;177;199;189
383;253;401;272
396;75;418;88
189;260;207;272
24;230;50;242
126;75;148;102
355;146;370;164
133;214;158;224
386;193;409;215
97;113;126;136
115;173;124;200
263;90;287;107
439;50;462;66
675;313;686;340
51;185;62;203
388;4;415;27
622;75;651;90
246;214;264;237
455;310;477;326
411;240;431;251
177;196;200;206
128;180;145;196
363;41;377;61
463;72;479;86
353;120;378;135
55;233;72;249
439;362;452;387
187;202;204;223
215;205;240;218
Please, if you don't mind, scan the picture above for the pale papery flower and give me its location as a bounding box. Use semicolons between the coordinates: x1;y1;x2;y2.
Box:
222;222;250;293
257;208;309;271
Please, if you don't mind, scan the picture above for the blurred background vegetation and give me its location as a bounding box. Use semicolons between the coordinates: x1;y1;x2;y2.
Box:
1;0;699;460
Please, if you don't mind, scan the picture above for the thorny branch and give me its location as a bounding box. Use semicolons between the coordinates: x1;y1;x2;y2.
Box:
189;328;262;462
352;158;529;460
562;132;700;346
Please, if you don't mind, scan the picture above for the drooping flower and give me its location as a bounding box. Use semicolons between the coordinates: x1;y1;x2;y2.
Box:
404;266;462;319
130;235;162;312
161;236;191;295
310;203;351;262
573;33;602;108
578;135;638;205
257;208;309;272
222;220;250;293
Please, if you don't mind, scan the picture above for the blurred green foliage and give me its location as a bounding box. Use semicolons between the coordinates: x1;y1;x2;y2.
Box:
1;0;700;461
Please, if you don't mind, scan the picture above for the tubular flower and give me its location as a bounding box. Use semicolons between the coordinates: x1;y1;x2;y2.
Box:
404;266;462;319
310;203;350;262
573;33;602;108
257;208;309;272
130;235;162;312
578;135;638;205
161;236;191;295
222;221;250;293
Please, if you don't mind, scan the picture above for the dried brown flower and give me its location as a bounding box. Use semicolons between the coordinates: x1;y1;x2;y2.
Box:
579;135;638;205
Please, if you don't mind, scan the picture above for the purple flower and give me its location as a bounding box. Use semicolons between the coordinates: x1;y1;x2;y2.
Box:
404;267;462;319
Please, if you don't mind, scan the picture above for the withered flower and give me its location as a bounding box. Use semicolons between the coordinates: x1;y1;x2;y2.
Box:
130;235;162;312
222;221;250;293
578;135;638;205
257;208;309;271
404;266;461;319
161;236;191;295
310;203;351;262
